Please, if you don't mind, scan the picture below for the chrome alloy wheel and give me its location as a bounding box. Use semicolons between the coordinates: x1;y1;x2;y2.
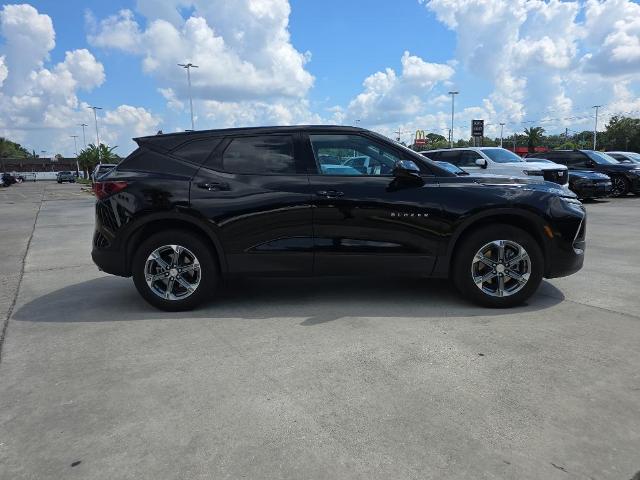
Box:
471;240;531;297
144;244;201;301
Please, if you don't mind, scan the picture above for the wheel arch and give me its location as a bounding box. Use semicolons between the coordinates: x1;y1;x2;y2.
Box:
441;208;550;277
124;213;226;276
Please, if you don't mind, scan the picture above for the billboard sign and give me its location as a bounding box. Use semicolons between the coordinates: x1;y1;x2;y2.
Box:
471;120;484;138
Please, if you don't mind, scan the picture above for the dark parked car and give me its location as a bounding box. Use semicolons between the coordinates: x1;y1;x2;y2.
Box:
607;151;640;165
524;158;612;199
92;126;586;311
1;172;17;186
56;171;76;183
527;150;640;196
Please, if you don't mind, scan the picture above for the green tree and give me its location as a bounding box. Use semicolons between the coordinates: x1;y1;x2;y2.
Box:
0;137;30;159
77;143;119;175
603;116;640;152
524;126;545;152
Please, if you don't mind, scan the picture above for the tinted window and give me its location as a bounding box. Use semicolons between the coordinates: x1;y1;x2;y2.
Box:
309;134;401;176
223;135;296;174
424;151;441;161
172;138;221;165
482;148;525;163
584;150;619;165
608;153;628;162
458;150;483;167
438;150;462;166
561;152;588;166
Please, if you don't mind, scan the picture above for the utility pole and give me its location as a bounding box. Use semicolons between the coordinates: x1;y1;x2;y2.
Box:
70;135;80;176
592;105;602;150
88;106;102;162
448;91;459;148
178;63;199;131
499;123;505;148
394;127;402;143
79;123;88;148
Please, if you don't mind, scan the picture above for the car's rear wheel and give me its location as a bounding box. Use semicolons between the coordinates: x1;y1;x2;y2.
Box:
132;230;218;311
611;176;630;197
452;224;543;308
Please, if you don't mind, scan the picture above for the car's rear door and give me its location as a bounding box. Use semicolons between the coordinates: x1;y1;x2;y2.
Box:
303;131;441;276
190;131;313;275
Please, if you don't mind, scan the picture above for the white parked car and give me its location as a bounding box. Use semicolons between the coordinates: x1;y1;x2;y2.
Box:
422;147;569;187
92;163;117;183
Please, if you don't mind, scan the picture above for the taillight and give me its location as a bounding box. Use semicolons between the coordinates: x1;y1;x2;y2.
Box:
94;181;128;200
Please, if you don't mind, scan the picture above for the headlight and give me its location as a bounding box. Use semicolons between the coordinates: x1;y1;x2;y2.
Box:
524;170;544;176
560;197;584;210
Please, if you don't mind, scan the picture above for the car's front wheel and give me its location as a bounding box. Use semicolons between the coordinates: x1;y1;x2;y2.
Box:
611;176;630;197
132;230;218;311
452;224;544;308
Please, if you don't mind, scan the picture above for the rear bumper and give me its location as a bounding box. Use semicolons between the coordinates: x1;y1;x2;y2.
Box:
92;242;129;277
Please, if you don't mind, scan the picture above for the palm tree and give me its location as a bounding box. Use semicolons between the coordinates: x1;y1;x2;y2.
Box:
77;143;119;176
524;126;545;153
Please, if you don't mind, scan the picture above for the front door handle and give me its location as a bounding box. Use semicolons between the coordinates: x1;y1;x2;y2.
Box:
316;190;344;198
197;182;230;191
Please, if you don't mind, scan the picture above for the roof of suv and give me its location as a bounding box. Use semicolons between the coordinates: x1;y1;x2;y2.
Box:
134;125;375;151
427;147;505;152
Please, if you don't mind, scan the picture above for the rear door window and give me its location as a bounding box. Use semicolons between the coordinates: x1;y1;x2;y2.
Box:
222;135;297;175
438;150;463;166
172;138;221;165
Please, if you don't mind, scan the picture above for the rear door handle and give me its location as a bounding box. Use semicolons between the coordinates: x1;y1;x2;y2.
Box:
197;182;230;191
316;190;344;198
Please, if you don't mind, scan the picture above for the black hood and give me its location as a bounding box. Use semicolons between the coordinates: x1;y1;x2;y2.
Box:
591;163;640;173
569;170;610;180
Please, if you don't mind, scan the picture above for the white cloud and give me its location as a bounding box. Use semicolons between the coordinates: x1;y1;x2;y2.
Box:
88;1;314;102
101;104;162;145
87;9;142;53
87;0;317;130
0;4;159;156
0;54;7;87
418;0;640;138
0;3;55;93
346;51;454;125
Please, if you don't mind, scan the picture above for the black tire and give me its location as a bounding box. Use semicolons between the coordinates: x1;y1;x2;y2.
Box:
611;176;630;197
132;230;218;311
57;181;62;184
452;224;544;308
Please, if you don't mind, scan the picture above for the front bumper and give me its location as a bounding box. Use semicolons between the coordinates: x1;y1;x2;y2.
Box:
628;174;640;193
573;181;612;198
544;198;586;279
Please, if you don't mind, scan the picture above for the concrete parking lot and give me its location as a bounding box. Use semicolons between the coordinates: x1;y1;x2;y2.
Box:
0;182;639;480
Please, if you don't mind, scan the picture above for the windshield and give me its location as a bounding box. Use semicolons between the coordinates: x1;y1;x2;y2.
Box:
616;152;640;163
435;161;468;175
584;151;618;165
482;148;525;163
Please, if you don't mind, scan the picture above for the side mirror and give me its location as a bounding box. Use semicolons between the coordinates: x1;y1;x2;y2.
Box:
393;160;421;178
475;158;488;168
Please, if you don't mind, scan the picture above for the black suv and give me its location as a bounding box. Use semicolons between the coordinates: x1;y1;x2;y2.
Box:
527;150;640;196
92;126;586;310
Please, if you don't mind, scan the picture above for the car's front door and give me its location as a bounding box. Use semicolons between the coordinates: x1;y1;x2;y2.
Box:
303;132;442;275
190;132;313;275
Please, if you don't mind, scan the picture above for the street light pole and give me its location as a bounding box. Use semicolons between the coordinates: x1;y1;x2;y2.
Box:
79;123;88;148
592;105;602;150
448;91;459;148
178;63;199;131
70;135;79;175
499;123;505;148
88;106;102;162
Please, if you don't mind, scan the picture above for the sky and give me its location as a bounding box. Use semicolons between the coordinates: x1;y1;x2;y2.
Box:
1;0;639;157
